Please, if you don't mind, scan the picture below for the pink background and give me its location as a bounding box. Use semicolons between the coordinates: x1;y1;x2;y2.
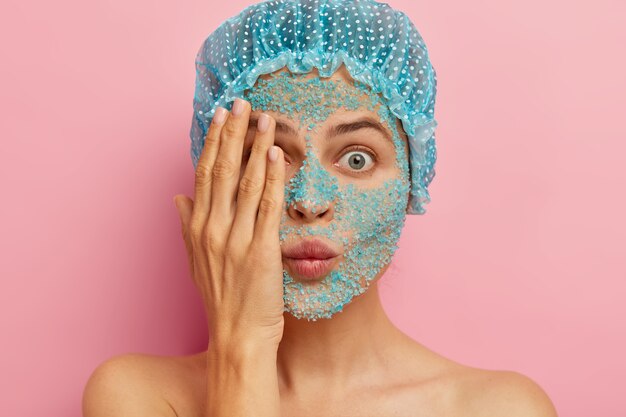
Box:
1;0;625;415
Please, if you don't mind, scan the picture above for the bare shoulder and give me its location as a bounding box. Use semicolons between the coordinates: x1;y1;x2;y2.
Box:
394;338;558;417
82;352;206;417
454;368;559;417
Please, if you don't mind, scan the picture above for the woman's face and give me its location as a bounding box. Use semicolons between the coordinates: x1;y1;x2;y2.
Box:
240;65;411;321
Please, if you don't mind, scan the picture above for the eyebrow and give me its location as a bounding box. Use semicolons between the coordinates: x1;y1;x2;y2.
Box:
327;116;392;142
248;115;393;143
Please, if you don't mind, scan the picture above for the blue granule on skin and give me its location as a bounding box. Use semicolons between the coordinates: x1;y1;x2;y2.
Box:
243;71;411;321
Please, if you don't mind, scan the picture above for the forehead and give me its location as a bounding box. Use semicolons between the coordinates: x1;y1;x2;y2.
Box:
247;65;386;124
246;65;408;143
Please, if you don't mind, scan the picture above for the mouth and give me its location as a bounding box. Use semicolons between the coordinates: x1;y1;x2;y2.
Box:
281;238;341;280
283;256;339;280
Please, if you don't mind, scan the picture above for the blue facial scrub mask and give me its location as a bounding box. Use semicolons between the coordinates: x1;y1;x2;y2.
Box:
242;70;411;320
190;0;439;215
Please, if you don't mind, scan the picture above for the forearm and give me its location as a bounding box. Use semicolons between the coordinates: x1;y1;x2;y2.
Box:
205;341;280;417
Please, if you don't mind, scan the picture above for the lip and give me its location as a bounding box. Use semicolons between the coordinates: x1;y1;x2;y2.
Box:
282;238;341;280
281;238;340;259
283;256;339;280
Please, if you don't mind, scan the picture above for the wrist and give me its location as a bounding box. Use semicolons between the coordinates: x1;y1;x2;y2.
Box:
208;336;278;362
205;336;280;417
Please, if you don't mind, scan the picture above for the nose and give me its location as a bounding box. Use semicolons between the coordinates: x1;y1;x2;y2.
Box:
287;199;334;223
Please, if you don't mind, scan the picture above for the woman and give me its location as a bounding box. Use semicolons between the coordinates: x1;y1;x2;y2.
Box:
83;1;558;416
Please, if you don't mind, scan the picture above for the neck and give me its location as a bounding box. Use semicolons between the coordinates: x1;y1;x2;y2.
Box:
276;281;402;393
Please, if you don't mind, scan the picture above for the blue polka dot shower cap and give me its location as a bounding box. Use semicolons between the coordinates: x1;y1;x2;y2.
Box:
190;0;438;214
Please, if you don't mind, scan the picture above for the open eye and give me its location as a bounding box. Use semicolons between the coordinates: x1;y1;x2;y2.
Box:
336;146;376;175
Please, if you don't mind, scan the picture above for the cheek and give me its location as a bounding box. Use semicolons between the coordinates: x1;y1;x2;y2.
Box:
334;177;409;240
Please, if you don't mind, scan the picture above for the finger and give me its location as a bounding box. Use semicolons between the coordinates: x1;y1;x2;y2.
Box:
174;195;195;277
230;113;276;242
190;107;229;232
208;98;251;229
254;146;286;242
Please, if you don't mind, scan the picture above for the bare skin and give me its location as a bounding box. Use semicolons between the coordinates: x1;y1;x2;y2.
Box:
83;66;558;417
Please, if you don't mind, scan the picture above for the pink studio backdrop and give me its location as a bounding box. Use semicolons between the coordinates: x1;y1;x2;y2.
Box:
1;0;624;415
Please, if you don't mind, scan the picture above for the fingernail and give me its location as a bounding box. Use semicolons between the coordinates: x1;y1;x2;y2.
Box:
172;196;179;209
232;98;246;116
258;113;270;133
213;107;227;125
268;146;278;162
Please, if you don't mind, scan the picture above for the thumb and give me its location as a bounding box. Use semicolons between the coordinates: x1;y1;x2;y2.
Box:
173;195;195;274
173;195;193;223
